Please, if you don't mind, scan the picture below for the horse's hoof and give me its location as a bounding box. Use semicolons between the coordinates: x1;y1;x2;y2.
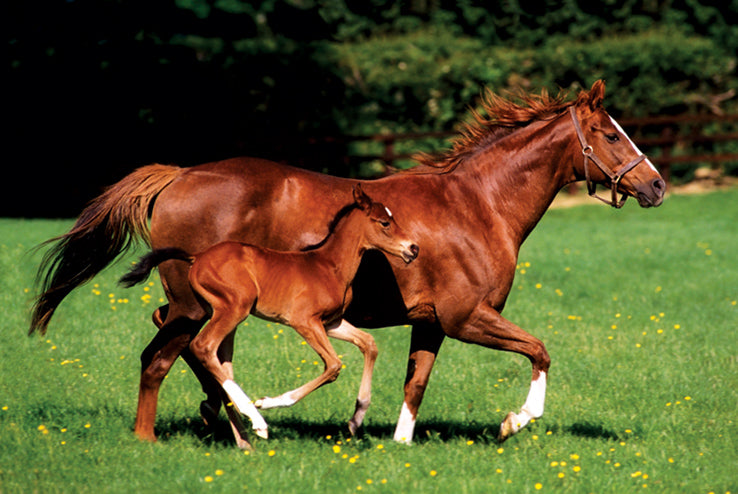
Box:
254;398;263;409
254;428;269;439
235;436;255;451
498;412;519;442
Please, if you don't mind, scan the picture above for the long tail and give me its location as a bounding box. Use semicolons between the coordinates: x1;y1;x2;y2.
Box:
119;248;193;288
30;164;184;335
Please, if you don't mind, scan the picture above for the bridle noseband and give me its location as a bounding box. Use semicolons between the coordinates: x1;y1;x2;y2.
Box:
569;106;646;208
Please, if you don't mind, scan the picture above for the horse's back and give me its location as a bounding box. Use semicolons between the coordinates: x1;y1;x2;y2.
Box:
151;157;354;253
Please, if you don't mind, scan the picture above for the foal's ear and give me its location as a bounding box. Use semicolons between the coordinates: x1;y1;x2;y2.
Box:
586;79;606;111
353;183;373;211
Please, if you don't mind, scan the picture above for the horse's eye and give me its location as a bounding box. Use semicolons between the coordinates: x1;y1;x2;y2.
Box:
605;133;620;143
379;220;391;228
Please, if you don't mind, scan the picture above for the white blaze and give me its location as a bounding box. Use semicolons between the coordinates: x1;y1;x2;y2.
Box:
609;115;658;172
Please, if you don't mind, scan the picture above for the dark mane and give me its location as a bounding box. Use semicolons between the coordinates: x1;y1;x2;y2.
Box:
408;85;577;174
299;201;359;251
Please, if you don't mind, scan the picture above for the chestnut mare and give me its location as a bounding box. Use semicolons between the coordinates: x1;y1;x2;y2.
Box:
31;81;665;445
119;185;419;448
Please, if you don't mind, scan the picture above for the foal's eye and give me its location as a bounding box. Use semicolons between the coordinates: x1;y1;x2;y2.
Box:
605;133;620;143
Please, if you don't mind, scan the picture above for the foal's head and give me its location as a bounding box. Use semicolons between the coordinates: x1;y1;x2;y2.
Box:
352;184;419;264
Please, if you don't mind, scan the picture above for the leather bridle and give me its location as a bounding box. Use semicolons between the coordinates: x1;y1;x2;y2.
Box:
569;106;647;208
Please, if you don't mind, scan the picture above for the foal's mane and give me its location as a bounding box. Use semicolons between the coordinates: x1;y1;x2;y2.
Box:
410;85;581;173
300;201;360;252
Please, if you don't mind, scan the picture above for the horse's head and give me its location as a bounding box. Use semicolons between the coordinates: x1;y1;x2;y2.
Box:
353;184;419;264
570;80;666;208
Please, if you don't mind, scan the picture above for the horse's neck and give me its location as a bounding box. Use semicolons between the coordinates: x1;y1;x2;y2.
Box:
312;210;366;285
465;114;576;243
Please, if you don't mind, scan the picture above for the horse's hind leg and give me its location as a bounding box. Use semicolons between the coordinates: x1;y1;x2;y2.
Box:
134;310;204;442
152;305;223;429
325;319;378;435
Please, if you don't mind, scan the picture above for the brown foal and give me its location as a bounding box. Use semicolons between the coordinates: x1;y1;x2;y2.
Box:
120;185;418;445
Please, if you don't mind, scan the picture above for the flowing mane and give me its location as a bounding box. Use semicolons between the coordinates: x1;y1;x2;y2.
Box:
411;85;577;173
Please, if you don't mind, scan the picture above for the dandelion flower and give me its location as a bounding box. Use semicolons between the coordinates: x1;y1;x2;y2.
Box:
204;476;213;483
430;470;437;477
268;450;276;457
534;482;543;490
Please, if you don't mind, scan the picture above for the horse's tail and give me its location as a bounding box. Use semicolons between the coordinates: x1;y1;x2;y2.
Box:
30;164;184;335
119;248;193;288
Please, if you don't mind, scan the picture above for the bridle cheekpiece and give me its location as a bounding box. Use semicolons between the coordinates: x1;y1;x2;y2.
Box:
569;106;646;208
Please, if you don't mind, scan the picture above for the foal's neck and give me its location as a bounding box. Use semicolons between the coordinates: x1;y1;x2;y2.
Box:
311;208;369;284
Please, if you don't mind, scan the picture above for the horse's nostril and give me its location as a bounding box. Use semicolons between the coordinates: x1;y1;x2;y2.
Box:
410;244;419;257
653;178;666;192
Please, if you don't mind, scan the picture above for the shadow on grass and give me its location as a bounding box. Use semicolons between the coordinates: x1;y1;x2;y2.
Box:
155;415;624;447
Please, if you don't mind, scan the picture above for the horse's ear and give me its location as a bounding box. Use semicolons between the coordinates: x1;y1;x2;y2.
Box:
586;80;606;111
353;184;372;211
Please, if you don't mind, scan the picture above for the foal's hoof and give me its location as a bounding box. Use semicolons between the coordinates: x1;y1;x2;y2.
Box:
254;428;269;440
497;412;520;442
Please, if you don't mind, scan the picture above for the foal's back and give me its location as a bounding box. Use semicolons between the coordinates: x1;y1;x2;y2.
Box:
188;241;345;326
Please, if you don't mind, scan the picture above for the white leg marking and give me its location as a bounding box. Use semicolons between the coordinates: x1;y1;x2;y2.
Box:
499;371;547;440
393;402;416;444
522;371;547;418
222;379;269;438
254;393;297;410
610;115;658;172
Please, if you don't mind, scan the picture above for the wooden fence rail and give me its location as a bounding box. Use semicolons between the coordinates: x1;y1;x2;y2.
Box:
337;113;738;186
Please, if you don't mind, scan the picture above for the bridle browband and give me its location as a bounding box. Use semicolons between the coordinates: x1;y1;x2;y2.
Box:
569;106;647;208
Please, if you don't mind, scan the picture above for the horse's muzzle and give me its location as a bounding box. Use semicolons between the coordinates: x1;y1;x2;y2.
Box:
402;244;420;264
636;177;666;208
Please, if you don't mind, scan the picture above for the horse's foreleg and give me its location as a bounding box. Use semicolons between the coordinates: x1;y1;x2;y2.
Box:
446;300;550;442
324;319;378;435
255;319;342;410
393;323;446;444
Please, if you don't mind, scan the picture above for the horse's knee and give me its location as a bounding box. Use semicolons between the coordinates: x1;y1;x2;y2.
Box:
326;360;342;383
365;339;378;361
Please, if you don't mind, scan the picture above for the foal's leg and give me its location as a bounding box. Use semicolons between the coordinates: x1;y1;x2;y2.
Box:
212;330;254;450
152;304;224;429
393;322;445;443
255;318;343;409
155;305;252;449
324;319;378;435
189;307;268;439
445;299;550;442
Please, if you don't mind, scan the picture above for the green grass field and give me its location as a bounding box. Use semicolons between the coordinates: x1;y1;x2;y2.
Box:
1;189;736;493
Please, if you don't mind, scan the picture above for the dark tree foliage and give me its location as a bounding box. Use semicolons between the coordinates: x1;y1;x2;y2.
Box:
5;0;736;216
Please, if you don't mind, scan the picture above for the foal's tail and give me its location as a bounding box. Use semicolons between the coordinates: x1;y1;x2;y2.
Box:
119;248;193;288
30;164;184;335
